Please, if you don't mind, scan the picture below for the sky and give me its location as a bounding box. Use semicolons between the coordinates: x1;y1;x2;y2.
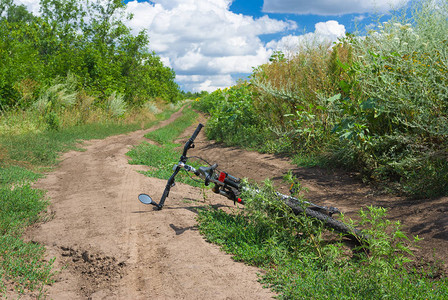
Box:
13;0;411;92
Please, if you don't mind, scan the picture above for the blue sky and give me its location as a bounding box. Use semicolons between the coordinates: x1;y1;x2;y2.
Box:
15;0;411;92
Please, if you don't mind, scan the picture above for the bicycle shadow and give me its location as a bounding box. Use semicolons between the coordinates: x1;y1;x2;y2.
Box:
169;223;198;235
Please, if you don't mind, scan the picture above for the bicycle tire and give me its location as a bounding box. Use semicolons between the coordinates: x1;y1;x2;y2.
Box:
283;197;366;242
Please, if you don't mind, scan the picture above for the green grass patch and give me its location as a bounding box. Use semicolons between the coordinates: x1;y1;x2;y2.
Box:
197;182;448;299
292;154;322;168
144;106;199;144
0;166;42;188
127;106;204;187
128;142;202;187
0;184;54;295
0;118;165;169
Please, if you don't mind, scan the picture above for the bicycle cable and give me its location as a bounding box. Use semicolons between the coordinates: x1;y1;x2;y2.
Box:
187;155;212;166
182;168;204;184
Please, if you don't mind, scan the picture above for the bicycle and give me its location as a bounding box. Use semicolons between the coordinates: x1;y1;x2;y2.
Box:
138;123;367;242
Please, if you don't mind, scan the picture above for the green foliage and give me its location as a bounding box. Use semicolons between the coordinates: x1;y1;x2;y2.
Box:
106;92;127;118
196;0;448;197
0;174;54;295
197;183;448;299
194;84;273;150
328;1;448;196
191;89;225;115
0;0;180;111
181;90;209;101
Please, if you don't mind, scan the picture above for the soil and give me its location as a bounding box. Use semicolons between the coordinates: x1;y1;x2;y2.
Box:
18;109;448;299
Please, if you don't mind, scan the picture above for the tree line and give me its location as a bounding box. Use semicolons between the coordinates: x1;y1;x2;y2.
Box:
0;0;180;111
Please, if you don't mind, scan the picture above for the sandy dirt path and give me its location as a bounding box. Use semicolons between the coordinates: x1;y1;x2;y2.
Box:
25;110;275;299
24;108;447;298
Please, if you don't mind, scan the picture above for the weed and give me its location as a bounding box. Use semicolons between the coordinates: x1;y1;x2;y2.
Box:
0;183;55;295
197;182;448;299
0;166;42;188
127;105;203;187
195;0;448;198
106;92;127;118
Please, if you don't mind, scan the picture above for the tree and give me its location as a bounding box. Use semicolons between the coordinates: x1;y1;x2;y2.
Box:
0;0;181;110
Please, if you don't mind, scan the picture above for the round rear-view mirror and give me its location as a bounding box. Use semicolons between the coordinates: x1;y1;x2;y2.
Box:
138;193;153;205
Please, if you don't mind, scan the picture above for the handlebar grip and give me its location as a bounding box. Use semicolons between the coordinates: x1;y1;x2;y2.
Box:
182;123;204;158
190;123;204;141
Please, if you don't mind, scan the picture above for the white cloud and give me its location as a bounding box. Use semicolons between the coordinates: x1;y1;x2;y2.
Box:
263;0;410;15
266;21;346;53
12;0;40;15
176;75;235;93
125;0;295;91
353;15;367;22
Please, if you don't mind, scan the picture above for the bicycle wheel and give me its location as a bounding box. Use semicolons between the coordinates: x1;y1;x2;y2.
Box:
283;197;366;242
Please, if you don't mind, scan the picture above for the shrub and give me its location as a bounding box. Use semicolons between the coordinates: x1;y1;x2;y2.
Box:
200;84;272;149
330;0;448;196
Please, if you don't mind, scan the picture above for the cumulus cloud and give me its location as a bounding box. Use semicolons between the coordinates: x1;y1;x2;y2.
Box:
176;74;235;93
266;21;346;54
125;0;296;92
263;0;410;15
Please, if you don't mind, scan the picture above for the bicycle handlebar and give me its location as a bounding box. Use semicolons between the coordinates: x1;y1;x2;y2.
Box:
157;123;204;209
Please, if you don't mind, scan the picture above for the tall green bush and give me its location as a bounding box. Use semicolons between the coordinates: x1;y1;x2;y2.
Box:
330;0;448;196
195;84;272;149
197;0;448;197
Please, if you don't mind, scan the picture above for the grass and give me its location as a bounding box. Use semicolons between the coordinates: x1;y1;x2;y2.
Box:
0;107;177;170
0;184;53;295
127;105;204;187
197;184;448;299
292;154;322;168
0;166;42;187
144;106;199;144
0;103;180;296
0;165;54;295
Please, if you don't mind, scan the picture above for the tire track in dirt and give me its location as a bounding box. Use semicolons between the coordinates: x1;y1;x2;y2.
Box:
22;109;275;299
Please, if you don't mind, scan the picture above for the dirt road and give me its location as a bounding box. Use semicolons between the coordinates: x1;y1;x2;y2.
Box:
24;110;447;298
26;111;275;299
